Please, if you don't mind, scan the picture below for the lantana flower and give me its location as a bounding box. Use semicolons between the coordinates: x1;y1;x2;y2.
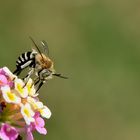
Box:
14;79;28;98
27;96;43;110
39;105;52;119
21;103;35;125
27;96;51;119
0;123;18;140
0;75;8;87
0;67;52;140
32;112;47;135
26;78;38;97
0;67;14;87
1;86;21;104
2;67;17;80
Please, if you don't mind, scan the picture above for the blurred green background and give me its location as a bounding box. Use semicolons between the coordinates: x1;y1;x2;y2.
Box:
0;0;140;140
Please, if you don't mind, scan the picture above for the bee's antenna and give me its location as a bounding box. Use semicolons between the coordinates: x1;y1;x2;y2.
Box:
53;73;68;79
29;36;45;62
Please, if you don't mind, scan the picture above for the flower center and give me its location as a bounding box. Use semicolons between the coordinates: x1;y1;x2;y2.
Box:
17;84;23;93
27;84;31;93
24;108;30;117
7;92;15;101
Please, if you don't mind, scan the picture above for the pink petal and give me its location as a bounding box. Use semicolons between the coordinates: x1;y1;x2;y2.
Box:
36;117;45;127
0;75;8;85
0;124;18;140
6;128;17;138
26;126;34;140
35;126;47;135
26;131;34;140
0;69;6;75
8;81;14;88
0;132;9;140
34;112;40;118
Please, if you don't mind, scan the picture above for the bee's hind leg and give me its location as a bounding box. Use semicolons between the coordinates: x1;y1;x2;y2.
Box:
34;77;40;86
13;68;22;76
36;80;46;93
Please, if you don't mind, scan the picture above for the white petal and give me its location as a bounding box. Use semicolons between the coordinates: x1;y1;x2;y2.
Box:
3;67;17;80
1;86;21;104
27;97;44;110
40;106;52;119
15;79;28;98
21;103;35;125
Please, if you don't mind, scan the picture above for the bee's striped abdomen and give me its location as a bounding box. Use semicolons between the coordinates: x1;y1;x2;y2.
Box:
13;51;36;75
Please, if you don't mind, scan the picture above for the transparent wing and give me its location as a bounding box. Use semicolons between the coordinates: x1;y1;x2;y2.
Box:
41;40;49;56
29;36;49;56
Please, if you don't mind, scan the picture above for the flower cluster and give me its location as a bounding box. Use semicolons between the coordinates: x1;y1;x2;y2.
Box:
0;67;51;140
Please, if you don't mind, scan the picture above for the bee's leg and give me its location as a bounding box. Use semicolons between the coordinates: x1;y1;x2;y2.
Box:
34;77;40;85
36;80;46;93
13;68;22;76
23;68;34;87
24;59;36;82
29;77;40;88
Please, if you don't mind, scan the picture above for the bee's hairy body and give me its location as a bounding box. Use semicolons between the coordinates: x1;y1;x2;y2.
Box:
35;53;54;70
14;50;55;92
14;51;36;75
13;38;67;92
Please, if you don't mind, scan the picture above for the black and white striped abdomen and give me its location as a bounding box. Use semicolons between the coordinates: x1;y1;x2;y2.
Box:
16;51;35;69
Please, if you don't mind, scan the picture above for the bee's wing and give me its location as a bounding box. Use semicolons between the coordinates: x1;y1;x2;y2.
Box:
41;40;49;56
29;36;45;62
30;36;49;57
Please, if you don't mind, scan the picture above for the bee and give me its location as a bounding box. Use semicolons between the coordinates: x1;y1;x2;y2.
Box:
13;37;67;92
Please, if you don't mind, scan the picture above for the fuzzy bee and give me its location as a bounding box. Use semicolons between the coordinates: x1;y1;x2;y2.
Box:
13;37;67;92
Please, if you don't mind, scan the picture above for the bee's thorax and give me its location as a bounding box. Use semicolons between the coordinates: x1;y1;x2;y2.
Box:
35;54;53;69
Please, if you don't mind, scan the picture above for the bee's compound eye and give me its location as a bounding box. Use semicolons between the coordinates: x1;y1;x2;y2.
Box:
42;70;51;77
